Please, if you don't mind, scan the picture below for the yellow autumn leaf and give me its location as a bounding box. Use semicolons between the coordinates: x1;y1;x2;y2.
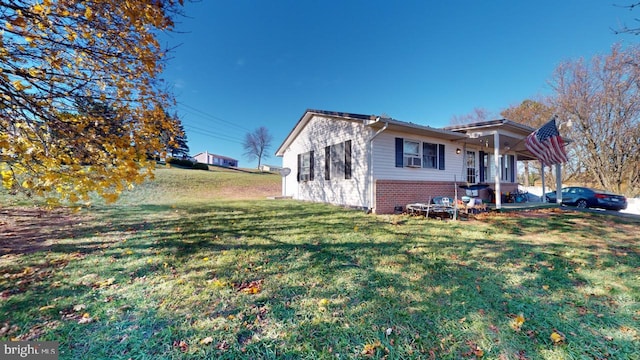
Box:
210;279;226;288
11;80;29;91
550;330;565;343
32;4;44;13
511;313;525;331
361;340;383;355
85;6;93;20
39;305;55;311
318;298;330;307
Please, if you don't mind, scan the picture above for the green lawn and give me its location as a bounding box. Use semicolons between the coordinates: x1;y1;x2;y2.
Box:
1;168;639;359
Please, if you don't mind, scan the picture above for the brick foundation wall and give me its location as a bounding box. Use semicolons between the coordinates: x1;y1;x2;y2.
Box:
374;180;518;214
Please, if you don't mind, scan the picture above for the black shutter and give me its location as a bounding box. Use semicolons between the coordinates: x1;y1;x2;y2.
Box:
344;140;352;179
309;151;314;181
438;144;445;170
325;146;331;180
395;138;404;167
297;154;301;182
509;155;515;182
479;151;485;182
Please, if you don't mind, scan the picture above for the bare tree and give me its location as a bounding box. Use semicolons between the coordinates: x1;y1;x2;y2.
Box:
550;44;640;195
243;126;273;169
613;1;640;34
449;107;494;125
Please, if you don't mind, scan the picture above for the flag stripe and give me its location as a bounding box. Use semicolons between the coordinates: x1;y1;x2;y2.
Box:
524;118;568;166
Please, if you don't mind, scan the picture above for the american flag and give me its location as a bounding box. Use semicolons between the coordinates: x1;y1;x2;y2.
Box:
525;118;568;166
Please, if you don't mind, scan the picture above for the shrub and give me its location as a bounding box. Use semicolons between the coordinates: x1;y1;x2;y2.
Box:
167;157;195;168
192;162;209;171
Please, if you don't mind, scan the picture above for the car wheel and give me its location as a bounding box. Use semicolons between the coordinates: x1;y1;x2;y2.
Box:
576;199;588;208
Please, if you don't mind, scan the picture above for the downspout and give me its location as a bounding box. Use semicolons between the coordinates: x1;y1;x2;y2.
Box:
366;117;388;213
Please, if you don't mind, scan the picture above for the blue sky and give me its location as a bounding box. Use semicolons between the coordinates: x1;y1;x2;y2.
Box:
160;0;635;168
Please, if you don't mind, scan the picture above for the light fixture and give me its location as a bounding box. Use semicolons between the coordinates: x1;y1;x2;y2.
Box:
456;148;462;154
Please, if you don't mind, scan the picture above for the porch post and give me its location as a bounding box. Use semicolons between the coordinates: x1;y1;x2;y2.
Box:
555;163;562;204
493;131;501;210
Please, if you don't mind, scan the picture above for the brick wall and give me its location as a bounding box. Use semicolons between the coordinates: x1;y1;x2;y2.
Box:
374;180;518;214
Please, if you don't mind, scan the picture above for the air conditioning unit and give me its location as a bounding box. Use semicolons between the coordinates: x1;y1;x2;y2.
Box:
405;156;422;168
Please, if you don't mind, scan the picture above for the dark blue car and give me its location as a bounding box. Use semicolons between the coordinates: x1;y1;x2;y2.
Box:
545;186;627;211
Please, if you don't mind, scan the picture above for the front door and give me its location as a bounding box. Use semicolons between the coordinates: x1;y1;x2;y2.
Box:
466;151;476;183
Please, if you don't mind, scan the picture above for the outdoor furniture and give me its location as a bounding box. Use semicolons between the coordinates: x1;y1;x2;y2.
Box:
407;198;456;219
459;197;488;216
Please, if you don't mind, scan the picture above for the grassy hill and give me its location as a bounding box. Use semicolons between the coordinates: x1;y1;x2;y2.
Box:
117;166;282;205
0;166;282;207
1;168;639;359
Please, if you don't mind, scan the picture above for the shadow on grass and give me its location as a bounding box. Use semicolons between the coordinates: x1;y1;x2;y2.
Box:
1;201;639;359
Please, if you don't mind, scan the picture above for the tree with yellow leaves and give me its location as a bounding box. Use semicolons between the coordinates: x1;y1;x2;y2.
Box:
0;0;184;205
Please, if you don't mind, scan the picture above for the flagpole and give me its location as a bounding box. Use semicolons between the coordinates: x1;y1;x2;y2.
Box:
541;162;545;203
555;163;562;204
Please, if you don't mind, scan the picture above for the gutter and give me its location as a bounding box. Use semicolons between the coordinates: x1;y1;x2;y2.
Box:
366;117;388;213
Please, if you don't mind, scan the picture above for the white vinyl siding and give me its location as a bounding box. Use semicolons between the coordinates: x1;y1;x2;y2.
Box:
371;131;463;181
280;115;372;208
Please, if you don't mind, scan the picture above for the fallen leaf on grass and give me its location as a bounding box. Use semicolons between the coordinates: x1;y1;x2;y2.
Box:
511;314;525;331
463;341;484;358
215;341;230;350
361;340;383;356
173;340;188;352
235;279;263;294
209;279;227;288
199;336;213;345
93;277;115;288
39;305;55;311
73;304;86;312
550;330;565;344
78;313;93;324
0;323;19;337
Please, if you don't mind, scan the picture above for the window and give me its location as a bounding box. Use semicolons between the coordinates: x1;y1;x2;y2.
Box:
331;142;344;178
324;140;352;180
297;151;314;182
403;140;421;167
480;153;515;182
395;138;445;170
423;143;437;169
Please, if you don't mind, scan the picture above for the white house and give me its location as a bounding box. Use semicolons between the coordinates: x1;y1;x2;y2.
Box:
260;164;283;172
275;109;539;214
193;151;238;167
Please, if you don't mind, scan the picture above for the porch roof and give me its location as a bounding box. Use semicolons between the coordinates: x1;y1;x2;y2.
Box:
444;119;539;161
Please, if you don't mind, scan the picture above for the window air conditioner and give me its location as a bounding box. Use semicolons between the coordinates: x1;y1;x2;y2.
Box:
405;156;422;168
